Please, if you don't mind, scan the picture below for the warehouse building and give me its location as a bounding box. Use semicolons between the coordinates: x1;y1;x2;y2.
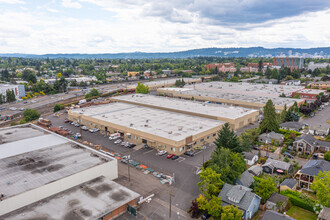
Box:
292;88;326;100
157;82;306;111
0;124;139;220
110;94;259;130
68;102;225;154
127;77;202;90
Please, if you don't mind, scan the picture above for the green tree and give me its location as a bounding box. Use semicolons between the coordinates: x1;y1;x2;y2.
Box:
197;194;223;219
280;104;287;123
85;88;101;98
239;127;260;150
311;171;330;207
324;151;330;162
136;82;150;94
283;155;290;163
209;148;246;184
197;167;224;200
260;99;279;133
23;109;40;122
221;205;243;220
254;176;277;204
54;104;61;113
22;69;37;83
214;123;242;153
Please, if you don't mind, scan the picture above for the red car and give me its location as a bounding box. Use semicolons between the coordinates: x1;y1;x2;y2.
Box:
167;154;174;159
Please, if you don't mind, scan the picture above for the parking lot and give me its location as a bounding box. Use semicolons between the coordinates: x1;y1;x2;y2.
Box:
302;103;330;128
46;112;215;219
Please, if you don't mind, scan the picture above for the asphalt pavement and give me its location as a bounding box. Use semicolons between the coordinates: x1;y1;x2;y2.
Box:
302;104;330;128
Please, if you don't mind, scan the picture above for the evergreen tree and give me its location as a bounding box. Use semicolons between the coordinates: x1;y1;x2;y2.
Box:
260;99;279;133
280;104;287;123
214;123;242;152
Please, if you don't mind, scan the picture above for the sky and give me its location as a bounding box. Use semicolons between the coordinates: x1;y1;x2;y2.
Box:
0;0;329;54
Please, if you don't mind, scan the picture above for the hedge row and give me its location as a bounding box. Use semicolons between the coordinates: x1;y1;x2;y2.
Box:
280;190;316;212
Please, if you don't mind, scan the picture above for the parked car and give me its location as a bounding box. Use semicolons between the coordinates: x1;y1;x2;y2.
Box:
64;119;71;123
74;123;80;127
283;152;294;158
171;155;179;160
312;154;318;159
202;213;211;220
121;142;127;146
157;150;167;156
167;154;174;159
184;151;194;156
114;139;122;144
128;144;136;148
81;126;88;131
59;126;64;129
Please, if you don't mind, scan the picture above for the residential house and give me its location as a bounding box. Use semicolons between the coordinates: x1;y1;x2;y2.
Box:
235;170;255;188
280;179;297;191
247;165;263;176
280;122;305;132
318;207;330;220
262;210;295;220
218;184;261;220
309;125;329;137
262;158;292;174
258;131;284;145
266;193;289;212
293;134;330;154
243;152;258;166
294;160;330;190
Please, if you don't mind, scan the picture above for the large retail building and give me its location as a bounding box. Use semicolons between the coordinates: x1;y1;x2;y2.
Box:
68;102;225;154
110;94;259;130
0;124;139;220
157;82;306;111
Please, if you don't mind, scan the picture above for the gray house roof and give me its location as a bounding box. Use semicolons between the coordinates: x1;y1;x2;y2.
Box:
237;170;255;188
262;210;295;220
263;158;291;171
280;179;297;189
218;183;259;211
243;152;257;161
248;165;263;176
294;134;330;148
280;122;304;130
259;131;284;141
318;207;330;220
267;192;288;204
300;160;330;176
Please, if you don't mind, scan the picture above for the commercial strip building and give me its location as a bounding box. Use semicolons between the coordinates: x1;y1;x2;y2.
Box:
0;124;139;219
68;102;225;154
0;84;25;100
127;77;202;90
310;81;330;90
110;94;259;130
292;88;327;100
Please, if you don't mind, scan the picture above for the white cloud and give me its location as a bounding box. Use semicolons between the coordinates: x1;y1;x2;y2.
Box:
62;0;81;9
0;0;25;4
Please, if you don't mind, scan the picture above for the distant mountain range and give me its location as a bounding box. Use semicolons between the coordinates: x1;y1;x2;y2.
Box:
1;47;330;59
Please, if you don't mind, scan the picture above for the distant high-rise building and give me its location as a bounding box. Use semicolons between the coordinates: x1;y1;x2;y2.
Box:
273;57;304;70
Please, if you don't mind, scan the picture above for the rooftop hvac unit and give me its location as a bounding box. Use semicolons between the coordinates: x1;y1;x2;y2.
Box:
130;123;133;127
146;119;149;123
102;115;105;117
144;124;148;127
200;126;203;129
168;131;172;134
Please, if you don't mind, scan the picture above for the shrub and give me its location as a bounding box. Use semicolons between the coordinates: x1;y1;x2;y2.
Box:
280;190;316;212
22;96;28;100
325;151;330;162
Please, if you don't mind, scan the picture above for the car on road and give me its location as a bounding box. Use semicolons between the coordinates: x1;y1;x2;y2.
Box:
171;155;179;160
283;152;294;158
167;154;175;159
157;150;167;156
9;107;17;111
114;139;122;144
19;108;25;111
184;151;194;157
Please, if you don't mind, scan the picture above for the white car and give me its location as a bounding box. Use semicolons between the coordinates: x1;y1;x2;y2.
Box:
75;133;81;137
157;150;167;156
114;139;122;144
81;126;88;131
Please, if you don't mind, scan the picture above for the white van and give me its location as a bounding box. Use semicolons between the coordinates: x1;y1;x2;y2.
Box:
109;133;120;140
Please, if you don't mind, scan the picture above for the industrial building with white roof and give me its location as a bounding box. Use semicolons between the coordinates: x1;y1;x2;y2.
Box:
110;94;259;130
68;102;225;154
0;124;139;220
157;82;307;111
127;77;202;90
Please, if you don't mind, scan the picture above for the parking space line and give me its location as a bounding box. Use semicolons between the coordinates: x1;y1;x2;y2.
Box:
143;149;154;154
177;157;185;163
194;151;202;155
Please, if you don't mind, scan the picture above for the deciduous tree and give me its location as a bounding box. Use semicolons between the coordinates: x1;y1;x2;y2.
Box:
311;171;330;207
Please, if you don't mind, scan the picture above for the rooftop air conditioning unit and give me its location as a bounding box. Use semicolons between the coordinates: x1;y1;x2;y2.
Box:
168;131;172;134
130;123;133;127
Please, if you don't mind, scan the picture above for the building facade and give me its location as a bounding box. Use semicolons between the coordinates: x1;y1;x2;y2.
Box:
273;57;304;70
0;84;25;100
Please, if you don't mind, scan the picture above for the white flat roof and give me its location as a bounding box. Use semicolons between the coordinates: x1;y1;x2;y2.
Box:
3;176;140;220
70;102;224;141
0;125;110;200
129;78;200;87
111;94;258;120
186;82;304;97
295;88;325;95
